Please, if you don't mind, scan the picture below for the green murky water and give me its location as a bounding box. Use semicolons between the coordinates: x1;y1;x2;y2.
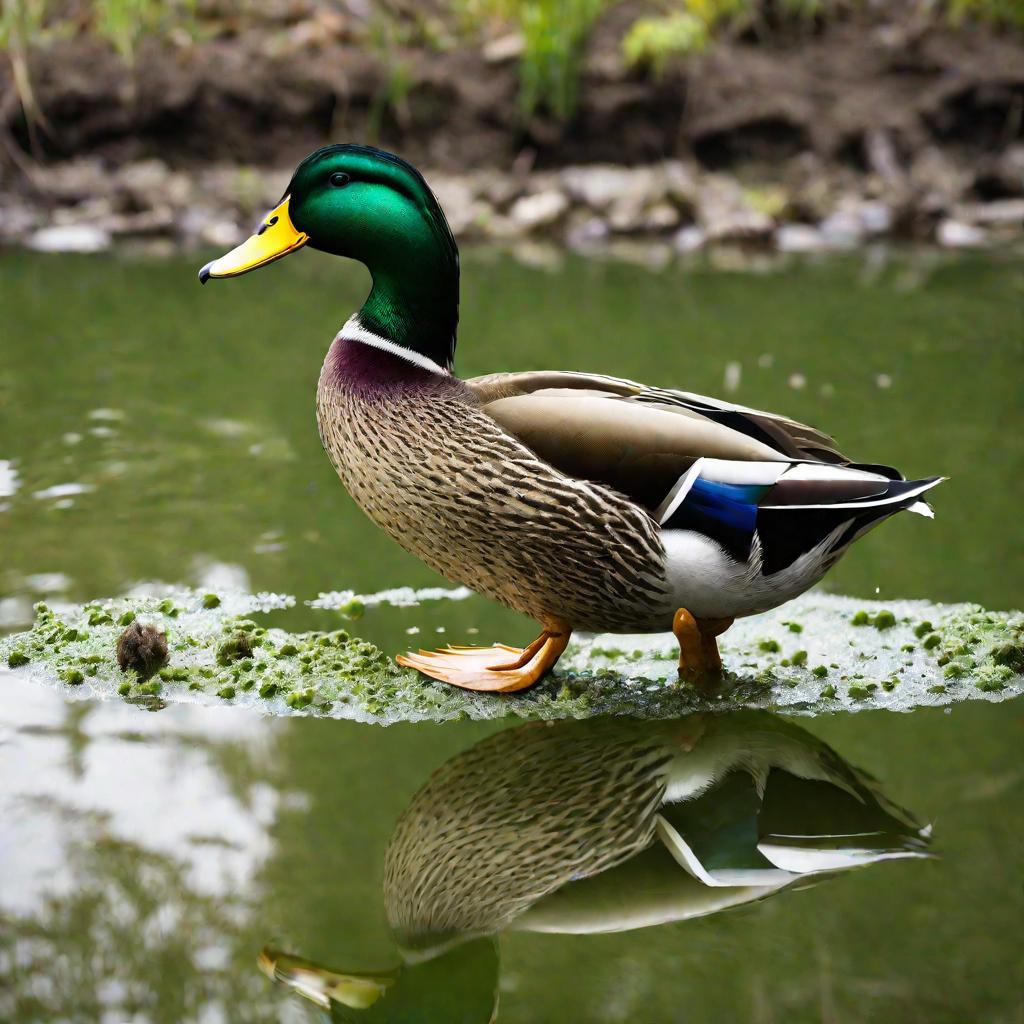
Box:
1;246;1022;1022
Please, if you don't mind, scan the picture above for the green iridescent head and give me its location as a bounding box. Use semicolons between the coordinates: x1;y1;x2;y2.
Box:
199;145;461;370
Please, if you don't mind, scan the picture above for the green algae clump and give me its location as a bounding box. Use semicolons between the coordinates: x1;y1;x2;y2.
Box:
217;633;255;666
991;641;1024;674
7;650;30;668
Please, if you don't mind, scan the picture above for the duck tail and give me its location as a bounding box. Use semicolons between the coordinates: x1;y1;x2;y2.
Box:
755;474;946;576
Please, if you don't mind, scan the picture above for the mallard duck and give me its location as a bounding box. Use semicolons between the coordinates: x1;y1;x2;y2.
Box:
258;713;930;1021
199;145;943;691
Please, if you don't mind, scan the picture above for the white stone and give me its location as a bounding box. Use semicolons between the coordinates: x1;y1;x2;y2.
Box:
857;200;894;235
953;199;1024;226
775;224;825;253
509;189;569;230
639;201;680;232
937;219;986;248
200;219;243;248
482;32;524;62
818;210;863;248
697;177;773;240
28;224;110;253
560;165;662;212
673;225;706;252
565;216;609;249
430;178;479;235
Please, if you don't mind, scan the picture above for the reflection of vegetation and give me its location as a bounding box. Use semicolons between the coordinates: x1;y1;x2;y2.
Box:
0;801;282;1023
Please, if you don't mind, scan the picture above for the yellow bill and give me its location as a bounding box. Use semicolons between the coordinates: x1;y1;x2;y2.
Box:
198;196;308;282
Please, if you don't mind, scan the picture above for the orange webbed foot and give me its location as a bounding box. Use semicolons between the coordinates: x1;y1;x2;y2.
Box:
397;627;570;693
673;609;732;683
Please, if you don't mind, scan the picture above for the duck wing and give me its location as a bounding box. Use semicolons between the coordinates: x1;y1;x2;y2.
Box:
467;370;940;573
467;369;904;507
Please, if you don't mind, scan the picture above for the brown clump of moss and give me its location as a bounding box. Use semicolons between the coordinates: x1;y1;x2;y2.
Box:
116;621;169;679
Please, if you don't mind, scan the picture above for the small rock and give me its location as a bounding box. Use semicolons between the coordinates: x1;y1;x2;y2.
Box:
200;219;244;248
560;165;632;210
936;219;986;249
104;207;176;237
910;147;972;211
28;224;111;253
482;32;524;63
509;189;570;231
697;176;774;241
565;216;609;249
118;159;172;198
0;203;41;240
430;177;480;236
117;621;169;679
818;209;863;248
857;200;894;236
663;161;700;210
560;165;665;214
775;224;826;253
638;201;680;233
673;225;706;252
953;199;1024;227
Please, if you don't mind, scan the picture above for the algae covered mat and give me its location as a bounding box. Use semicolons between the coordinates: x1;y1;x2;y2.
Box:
3;587;1022;723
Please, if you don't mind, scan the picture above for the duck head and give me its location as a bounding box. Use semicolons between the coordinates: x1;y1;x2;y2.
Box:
199;144;460;372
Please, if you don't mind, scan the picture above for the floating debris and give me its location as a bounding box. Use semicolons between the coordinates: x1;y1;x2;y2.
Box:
308;585;475;611
116;621;169;679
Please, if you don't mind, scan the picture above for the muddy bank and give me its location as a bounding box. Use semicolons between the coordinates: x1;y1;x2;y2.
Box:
1;9;1023;252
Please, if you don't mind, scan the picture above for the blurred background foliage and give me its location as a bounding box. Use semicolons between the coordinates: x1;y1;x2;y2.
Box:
1;0;1023;121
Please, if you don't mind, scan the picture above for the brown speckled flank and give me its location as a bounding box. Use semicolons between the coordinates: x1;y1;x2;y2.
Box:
383;719;673;946
317;337;672;634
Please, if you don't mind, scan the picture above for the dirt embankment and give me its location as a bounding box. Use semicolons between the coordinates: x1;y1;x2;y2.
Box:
1;8;1023;253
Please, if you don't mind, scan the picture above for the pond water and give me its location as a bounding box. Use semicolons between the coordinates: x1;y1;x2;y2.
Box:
1;245;1022;1022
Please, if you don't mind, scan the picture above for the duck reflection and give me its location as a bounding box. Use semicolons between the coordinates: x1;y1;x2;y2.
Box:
260;712;930;1021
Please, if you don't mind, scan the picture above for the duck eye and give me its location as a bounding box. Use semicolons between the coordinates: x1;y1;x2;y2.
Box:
329;172;350;188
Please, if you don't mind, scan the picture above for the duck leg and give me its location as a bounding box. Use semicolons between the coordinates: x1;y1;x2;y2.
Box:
673;609;733;682
397;624;571;693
